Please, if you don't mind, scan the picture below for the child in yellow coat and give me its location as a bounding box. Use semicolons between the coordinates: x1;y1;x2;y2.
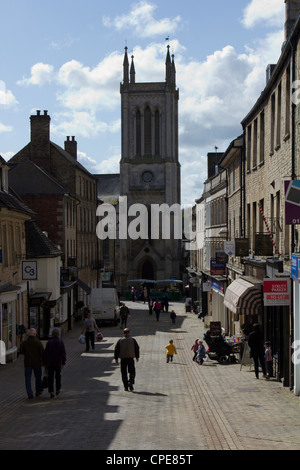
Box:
165;339;177;363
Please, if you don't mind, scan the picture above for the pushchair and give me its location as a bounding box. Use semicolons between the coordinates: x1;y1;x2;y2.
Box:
203;331;237;364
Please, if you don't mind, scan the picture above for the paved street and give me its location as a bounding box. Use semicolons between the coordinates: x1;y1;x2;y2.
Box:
1;300;300;452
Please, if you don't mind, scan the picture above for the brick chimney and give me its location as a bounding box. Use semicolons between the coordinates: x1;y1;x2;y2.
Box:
30;110;51;172
285;0;300;40
64;136;77;159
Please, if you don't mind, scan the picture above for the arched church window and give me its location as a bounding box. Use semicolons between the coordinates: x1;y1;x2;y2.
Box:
136;110;141;155
155;110;160;155
144;106;152;155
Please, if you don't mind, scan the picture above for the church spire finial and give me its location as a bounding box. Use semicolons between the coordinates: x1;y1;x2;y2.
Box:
123;46;129;84
165;44;175;85
130;55;136;84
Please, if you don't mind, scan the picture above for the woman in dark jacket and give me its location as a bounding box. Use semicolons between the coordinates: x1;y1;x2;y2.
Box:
43;328;66;398
248;324;267;379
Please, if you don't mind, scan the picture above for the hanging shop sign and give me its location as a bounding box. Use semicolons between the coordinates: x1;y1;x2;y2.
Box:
22;260;38;280
235;238;250;256
210;258;226;276
285;180;300;225
263;278;291;306
291;254;300;281
224;241;235;257
255;234;274;256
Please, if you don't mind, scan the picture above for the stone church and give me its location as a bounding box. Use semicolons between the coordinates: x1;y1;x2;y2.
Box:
97;46;182;291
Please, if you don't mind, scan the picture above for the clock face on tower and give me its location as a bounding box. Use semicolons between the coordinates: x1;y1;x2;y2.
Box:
142;171;153;183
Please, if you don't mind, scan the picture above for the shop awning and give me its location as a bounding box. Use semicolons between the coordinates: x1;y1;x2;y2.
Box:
224;278;262;315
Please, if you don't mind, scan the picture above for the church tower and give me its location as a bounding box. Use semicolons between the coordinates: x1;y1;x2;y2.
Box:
119;46;181;289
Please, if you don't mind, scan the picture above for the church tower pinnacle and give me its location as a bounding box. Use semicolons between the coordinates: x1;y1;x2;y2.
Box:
130;55;135;84
123;46;129;84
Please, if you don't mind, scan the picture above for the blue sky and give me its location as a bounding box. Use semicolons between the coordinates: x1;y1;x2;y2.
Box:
0;0;286;205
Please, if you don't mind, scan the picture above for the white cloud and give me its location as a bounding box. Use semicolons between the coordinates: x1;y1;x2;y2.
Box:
51;111;121;139
103;0;182;38
56;55;121;111
77;148;120;175
17;62;54;86
92;152;120;174
177;45;264;151
0;122;13;133
0;80;18;107
241;0;284;29
49;35;79;50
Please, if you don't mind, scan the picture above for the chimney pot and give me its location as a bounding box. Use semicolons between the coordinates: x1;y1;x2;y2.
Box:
284;0;300;40
64;136;77;159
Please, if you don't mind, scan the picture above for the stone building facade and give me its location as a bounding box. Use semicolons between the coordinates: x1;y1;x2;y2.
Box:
9;111;99;307
190;0;300;389
0;157;34;361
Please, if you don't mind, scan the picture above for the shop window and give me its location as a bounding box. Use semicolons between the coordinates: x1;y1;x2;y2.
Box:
2;302;15;351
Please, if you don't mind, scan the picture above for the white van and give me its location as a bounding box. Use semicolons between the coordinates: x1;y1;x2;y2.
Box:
89;288;119;325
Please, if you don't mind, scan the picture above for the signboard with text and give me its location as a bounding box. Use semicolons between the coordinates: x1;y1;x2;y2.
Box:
285;180;300;225
210;258;226;276
22;261;38;280
263;278;291;306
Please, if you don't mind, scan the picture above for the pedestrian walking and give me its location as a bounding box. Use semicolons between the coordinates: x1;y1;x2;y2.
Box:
165;339;177;363
264;341;273;378
114;328;140;391
119;302;130;328
148;296;153;315
81;311;100;352
170;310;177;325
154;299;162;321
43;328;66;398
20;328;44;399
196;340;206;365
163;293;169;312
248;323;267;379
191;339;199;361
131;286;136;301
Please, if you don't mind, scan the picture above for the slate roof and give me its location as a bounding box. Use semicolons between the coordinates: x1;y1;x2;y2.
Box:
25;219;62;258
95;174;120;204
0;189;35;216
8;158;74;197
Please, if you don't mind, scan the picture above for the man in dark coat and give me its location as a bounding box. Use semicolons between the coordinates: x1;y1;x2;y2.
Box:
114;328;139;391
119;303;130;328
43;328;66;398
21;328;44;398
248;323;267;379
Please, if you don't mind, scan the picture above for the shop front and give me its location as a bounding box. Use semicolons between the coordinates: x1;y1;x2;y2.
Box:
0;284;21;362
29;292;52;339
223;277;263;335
292;254;300;395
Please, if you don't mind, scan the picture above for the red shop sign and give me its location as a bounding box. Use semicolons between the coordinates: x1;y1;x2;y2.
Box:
263;278;291;306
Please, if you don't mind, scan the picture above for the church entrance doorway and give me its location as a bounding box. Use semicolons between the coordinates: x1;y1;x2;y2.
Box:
141;260;155;280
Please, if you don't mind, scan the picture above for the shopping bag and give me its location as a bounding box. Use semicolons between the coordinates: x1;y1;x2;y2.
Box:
78;334;85;344
96;332;103;341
